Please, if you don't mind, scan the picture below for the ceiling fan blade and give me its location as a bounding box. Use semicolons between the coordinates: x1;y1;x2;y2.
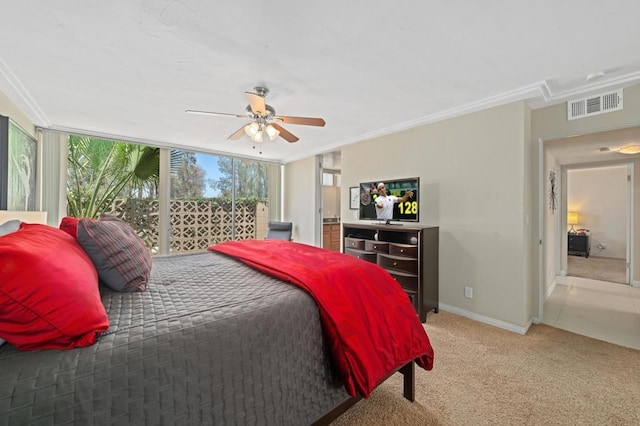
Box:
186;109;245;118
245;92;266;115
274;115;326;127
227;125;247;140
271;123;299;143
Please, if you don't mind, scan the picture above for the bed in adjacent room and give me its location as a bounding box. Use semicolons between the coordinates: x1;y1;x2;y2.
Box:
0;217;433;425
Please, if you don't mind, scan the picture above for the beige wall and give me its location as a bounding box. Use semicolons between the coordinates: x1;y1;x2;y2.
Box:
322;185;340;220
523;102;534;324
284;156;317;244
543;149;561;298
0;90;35;137
568;166;628;259
288;101;532;329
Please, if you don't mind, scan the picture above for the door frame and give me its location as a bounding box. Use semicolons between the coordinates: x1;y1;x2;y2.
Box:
537;128;639;322
562;163;633;285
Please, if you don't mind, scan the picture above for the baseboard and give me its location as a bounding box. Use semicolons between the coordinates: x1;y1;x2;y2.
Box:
546;278;558;300
438;304;532;335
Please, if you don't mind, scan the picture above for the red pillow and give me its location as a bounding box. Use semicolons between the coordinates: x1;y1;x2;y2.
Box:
59;216;81;239
0;223;109;350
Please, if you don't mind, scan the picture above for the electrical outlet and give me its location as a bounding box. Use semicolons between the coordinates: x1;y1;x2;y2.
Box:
464;286;473;299
597;243;606;250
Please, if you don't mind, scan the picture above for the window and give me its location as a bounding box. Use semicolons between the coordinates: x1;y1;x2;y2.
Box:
323;170;341;187
169;153;278;252
66;136;160;252
233;158;273;240
65;136;280;255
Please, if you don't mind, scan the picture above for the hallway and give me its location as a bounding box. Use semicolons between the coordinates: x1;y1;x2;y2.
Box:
543;276;640;350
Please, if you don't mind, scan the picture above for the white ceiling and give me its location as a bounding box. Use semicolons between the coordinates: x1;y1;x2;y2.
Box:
546;125;640;166
2;1;640;164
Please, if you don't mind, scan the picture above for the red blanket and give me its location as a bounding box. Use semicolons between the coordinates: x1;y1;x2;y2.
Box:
209;240;434;397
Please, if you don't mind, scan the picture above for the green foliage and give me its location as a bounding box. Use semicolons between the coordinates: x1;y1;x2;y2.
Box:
209;157;269;198
134;146;159;180
209;157;232;197
209;196;266;210
165;196;267;210
170;151;205;198
67;136;268;222
66;136;160;218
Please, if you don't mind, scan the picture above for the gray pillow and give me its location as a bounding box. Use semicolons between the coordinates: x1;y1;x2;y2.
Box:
0;338;5;347
0;220;20;236
76;214;151;292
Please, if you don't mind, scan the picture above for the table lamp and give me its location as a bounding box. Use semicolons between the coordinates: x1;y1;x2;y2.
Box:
567;212;578;234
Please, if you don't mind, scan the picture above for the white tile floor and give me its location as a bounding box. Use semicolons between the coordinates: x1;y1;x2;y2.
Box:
543;276;640;350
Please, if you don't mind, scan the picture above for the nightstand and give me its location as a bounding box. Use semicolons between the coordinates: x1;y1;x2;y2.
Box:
568;234;590;258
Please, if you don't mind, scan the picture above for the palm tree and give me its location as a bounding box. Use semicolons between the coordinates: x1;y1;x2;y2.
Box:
66;136;159;218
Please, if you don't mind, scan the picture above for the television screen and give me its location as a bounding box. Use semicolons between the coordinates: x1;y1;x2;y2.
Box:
358;177;419;223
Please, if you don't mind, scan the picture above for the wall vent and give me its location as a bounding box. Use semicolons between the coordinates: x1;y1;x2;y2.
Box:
567;89;623;120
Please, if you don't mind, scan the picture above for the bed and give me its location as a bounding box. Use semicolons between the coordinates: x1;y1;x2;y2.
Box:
0;218;433;425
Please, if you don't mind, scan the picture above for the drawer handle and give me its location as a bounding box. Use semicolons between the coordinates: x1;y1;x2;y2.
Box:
400;249;404;253
393;262;398;266
357;255;360;258
374;245;377;249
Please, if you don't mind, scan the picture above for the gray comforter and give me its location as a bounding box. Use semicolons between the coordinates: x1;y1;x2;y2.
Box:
0;252;349;425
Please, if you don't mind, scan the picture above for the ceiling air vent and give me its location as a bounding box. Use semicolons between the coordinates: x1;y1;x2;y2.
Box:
567;89;623;120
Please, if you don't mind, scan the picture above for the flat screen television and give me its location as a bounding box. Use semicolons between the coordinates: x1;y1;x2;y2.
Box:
358;177;419;223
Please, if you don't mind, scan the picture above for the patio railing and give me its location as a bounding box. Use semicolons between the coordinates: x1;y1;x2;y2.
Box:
107;198;269;254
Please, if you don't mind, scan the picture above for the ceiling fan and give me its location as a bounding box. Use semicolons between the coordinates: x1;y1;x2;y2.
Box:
186;86;326;146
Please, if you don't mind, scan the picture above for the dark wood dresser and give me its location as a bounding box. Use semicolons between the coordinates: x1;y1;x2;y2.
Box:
342;223;439;322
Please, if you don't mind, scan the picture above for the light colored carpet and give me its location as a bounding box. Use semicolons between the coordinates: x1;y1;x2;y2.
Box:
567;255;627;284
331;311;640;425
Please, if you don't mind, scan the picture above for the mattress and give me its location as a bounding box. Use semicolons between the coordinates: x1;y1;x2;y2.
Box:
0;252;349;425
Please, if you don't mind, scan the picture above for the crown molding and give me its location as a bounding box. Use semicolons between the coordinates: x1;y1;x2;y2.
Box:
283;83;549;163
0;55;50;126
45;125;285;164
529;70;640;109
284;73;640;164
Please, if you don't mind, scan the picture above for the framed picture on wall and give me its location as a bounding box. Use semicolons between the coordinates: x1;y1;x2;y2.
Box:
0;115;37;211
349;186;359;210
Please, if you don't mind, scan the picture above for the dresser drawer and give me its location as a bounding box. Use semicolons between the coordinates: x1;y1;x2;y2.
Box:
387;270;418;292
377;253;418;275
389;243;418;258
344;237;365;250
405;290;419;313
345;248;377;263
364;240;389;253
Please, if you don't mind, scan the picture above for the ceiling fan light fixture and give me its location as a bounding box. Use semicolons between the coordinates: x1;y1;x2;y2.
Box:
265;124;280;141
617;145;640;154
250;129;263;143
244;122;260;137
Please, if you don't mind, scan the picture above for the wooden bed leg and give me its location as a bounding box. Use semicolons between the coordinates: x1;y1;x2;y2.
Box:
399;361;415;402
314;362;416;425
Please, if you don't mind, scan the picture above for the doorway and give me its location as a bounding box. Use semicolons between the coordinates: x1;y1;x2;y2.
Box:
321;151;341;251
564;164;631;285
538;127;640;349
